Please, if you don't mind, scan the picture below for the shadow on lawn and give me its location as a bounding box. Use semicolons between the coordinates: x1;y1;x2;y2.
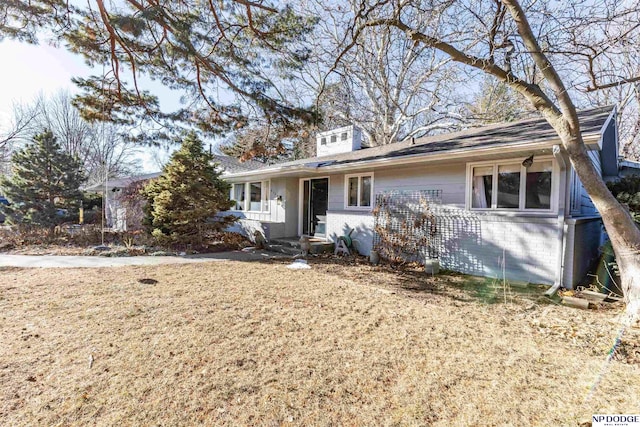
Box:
242;253;553;306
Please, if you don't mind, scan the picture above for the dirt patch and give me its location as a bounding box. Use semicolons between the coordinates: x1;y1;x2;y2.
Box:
0;259;638;426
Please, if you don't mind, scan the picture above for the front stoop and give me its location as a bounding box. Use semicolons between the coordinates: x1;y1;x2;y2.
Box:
270;237;334;255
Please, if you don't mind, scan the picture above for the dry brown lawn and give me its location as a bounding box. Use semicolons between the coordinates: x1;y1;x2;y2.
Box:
1;258;639;426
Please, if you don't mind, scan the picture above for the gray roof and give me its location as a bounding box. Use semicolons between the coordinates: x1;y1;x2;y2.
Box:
236;106;613;174
212;155;265;173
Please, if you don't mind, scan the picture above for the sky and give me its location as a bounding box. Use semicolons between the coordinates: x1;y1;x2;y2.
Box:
0;39;168;173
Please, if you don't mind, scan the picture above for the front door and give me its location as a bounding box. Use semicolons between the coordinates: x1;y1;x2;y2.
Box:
302;178;328;237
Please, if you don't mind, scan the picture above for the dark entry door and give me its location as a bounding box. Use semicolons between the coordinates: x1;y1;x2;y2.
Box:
302;178;328;237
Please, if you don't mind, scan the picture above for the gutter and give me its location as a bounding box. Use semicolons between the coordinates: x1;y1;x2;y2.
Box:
546;144;568;297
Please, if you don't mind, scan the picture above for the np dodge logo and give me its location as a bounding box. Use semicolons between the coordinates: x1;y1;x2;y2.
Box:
592;415;640;427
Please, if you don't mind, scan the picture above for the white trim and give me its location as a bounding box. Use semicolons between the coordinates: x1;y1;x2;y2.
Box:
297;176;331;236
466;156;558;213
228;179;271;213
344;172;375;210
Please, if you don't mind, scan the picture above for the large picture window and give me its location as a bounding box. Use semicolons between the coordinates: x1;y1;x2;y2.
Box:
345;173;374;209
231;180;270;212
468;159;554;211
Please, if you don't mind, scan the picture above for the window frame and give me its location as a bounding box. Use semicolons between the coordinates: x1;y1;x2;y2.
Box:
466;157;557;213
344;172;374;210
229;179;271;213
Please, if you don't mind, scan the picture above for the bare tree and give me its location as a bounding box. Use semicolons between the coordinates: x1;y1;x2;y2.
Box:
37;91;92;160
467;77;536;124
584;82;640;161
83;123;141;184
291;1;466;147
4;90;141;183
0;99;42;176
343;0;640;322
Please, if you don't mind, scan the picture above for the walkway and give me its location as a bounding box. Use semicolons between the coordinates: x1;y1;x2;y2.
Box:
0;250;281;268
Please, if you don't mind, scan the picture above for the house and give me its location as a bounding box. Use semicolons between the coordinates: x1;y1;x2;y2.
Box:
84;156;262;231
223;106;619;288
618;159;640;178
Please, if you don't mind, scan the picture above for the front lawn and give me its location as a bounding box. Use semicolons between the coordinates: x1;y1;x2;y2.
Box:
0;260;638;426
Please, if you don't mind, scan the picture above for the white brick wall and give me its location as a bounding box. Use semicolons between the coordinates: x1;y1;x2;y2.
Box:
326;210;375;255
327;208;559;285
452;215;558;285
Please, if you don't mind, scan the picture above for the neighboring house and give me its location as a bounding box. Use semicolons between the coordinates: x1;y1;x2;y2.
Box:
85;156;263;231
618;159;640;178
223;107;619;288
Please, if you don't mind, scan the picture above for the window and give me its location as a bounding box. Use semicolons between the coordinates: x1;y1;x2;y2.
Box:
525;161;552;209
471;166;493;208
230;180;270;212
249;182;262;211
497;164;520;209
468;159;554;211
341;132;348;141
345;173;373;209
232;183;245;210
321;137;327;145
330;135;337;143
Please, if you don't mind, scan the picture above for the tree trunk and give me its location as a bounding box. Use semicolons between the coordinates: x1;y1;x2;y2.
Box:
559;126;640;325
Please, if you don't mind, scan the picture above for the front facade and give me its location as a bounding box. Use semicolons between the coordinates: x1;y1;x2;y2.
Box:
225;108;618;288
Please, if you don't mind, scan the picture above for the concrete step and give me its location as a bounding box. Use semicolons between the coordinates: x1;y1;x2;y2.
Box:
267;244;300;256
270;238;335;255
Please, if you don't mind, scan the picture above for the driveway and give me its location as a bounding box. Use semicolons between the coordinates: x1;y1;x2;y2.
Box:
0;250;283;268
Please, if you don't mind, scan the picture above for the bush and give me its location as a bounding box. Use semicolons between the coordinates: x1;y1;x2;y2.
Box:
607;175;640;225
600;175;640;284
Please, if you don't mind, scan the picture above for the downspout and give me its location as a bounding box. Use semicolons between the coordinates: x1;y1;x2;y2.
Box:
546;144;568;296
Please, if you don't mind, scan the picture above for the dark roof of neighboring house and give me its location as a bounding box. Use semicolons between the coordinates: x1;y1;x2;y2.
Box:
212;155;265;173
231;106;613;175
83;172;162;192
83;156;264;191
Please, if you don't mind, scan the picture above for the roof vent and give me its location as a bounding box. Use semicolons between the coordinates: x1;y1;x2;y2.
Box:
316;125;362;157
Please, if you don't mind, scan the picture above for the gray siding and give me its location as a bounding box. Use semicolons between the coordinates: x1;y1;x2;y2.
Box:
225;177;295;239
325;164;466;212
326;210;375;255
563;218;603;287
374;164;466;207
579;151;601;215
283;177;299;237
328;174;344;210
600;116;618;177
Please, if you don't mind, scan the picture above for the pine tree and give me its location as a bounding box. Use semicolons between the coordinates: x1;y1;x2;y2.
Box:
0;130;85;228
142;132;234;245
